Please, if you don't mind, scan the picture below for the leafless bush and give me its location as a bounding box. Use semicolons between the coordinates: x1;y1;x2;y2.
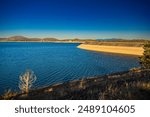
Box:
2;89;17;100
19;70;37;94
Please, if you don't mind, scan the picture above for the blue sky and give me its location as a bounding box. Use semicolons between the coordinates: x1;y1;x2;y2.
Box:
0;0;150;39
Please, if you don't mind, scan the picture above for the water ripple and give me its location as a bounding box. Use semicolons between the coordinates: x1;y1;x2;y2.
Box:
0;42;139;94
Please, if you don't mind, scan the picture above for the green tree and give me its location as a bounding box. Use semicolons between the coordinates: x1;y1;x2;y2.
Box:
139;41;150;69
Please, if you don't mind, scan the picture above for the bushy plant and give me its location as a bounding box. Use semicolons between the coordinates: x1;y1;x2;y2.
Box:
139;41;150;69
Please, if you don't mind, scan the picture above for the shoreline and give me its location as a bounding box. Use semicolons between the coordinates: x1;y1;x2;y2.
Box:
1;69;149;100
0;41;82;43
77;44;144;56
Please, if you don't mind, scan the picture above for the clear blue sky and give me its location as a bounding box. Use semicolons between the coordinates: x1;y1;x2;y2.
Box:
0;0;150;39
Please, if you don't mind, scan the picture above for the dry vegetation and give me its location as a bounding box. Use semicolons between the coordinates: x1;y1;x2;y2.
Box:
0;69;148;100
99;72;150;100
1;89;17;100
19;70;37;94
85;40;148;47
0;69;149;100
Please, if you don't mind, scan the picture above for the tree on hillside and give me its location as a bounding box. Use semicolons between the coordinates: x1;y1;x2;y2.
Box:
19;70;37;94
139;41;150;70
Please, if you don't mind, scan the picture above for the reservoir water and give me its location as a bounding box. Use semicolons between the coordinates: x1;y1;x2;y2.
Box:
0;42;139;94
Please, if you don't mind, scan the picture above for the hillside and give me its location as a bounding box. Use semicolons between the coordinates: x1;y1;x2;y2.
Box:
0;36;149;47
0;36;59;42
0;69;150;100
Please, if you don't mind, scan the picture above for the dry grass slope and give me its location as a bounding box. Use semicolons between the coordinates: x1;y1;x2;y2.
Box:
1;69;149;100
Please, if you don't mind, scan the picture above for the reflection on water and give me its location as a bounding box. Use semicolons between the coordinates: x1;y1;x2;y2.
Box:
0;42;139;94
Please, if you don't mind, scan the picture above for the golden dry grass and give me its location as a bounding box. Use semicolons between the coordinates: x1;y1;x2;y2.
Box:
78;44;144;56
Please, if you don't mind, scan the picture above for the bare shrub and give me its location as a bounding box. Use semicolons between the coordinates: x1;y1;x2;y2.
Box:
79;79;86;89
19;70;37;94
2;89;17;100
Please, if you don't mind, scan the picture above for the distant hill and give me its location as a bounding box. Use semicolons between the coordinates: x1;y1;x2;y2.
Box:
0;36;59;42
42;38;59;41
0;36;149;45
9;36;28;40
0;36;84;42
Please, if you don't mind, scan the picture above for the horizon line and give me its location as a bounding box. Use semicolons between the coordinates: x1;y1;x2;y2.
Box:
0;35;150;40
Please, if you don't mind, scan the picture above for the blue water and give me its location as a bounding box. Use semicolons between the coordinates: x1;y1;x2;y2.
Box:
0;42;139;94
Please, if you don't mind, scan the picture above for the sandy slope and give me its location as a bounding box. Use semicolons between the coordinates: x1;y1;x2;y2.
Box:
77;44;144;56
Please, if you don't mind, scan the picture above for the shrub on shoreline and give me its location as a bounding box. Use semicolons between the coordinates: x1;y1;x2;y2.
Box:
139;41;150;70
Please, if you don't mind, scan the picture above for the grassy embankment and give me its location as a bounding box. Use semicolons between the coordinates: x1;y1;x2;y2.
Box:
0;68;150;100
